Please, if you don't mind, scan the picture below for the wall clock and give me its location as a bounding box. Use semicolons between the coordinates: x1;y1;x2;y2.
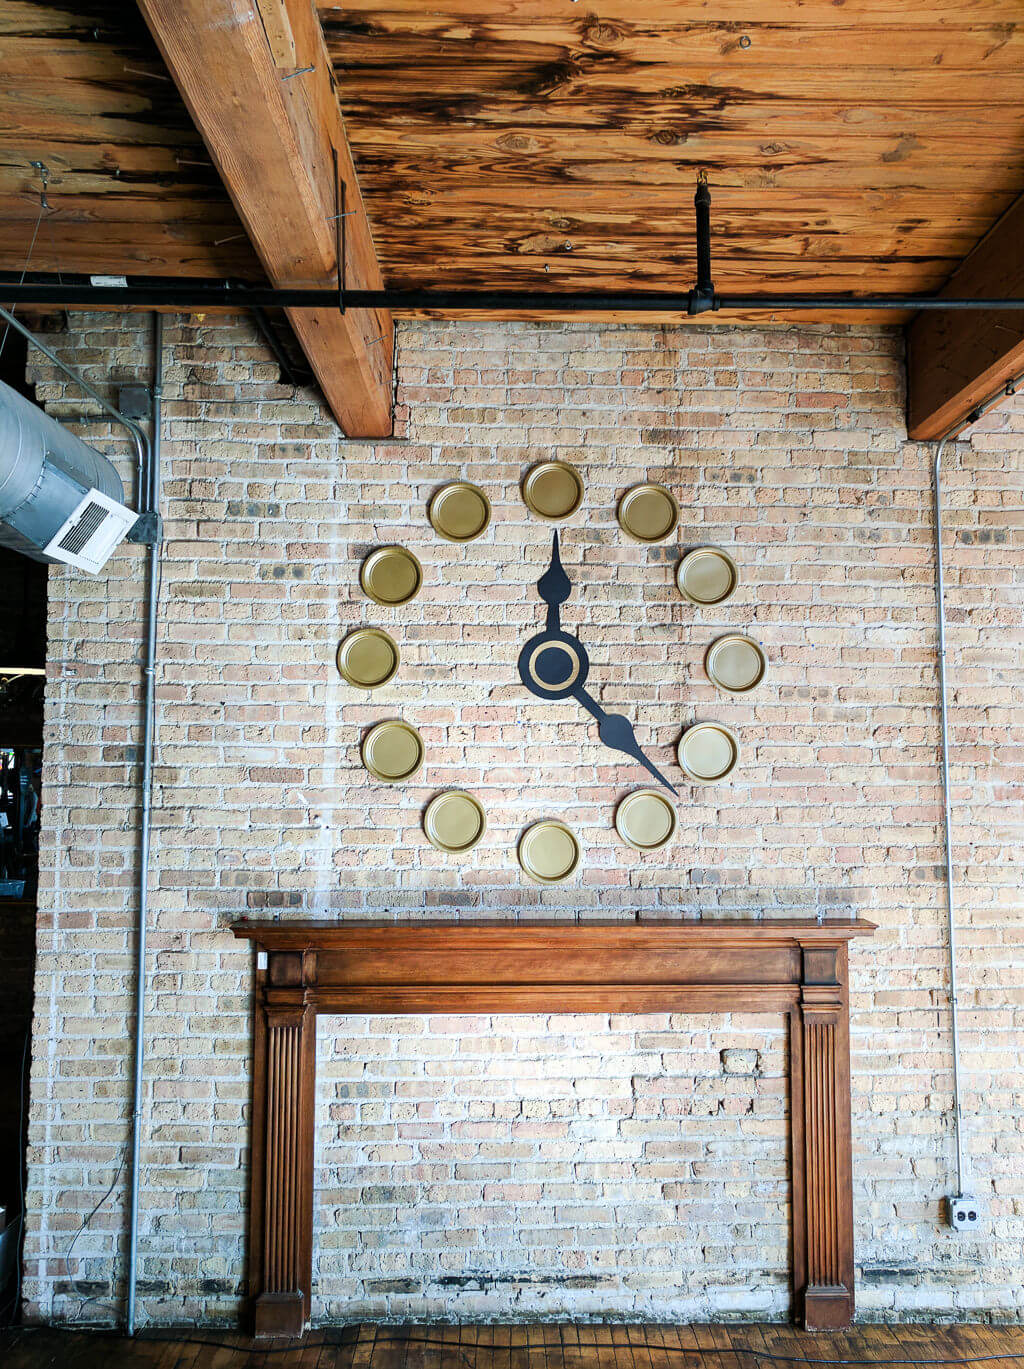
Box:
516;531;677;795
343;478;766;878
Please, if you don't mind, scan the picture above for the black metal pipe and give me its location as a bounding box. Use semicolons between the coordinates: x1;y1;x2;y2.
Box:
691;172;714;315
2;272;1023;313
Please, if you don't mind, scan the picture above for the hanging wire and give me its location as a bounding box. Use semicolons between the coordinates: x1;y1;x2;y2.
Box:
0;184;47;362
63;1145;129;1321
40;194;71;337
4;1327;1024;1366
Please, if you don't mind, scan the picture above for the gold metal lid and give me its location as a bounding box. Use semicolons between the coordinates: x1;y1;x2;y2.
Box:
428;482;492;542
360;719;425;783
517;820;581;883
521;461;584;521
617;483;679;542
704;634;767;694
614;789;678;851
359;545;423;606
423;790;486;853
677;722;740;783
336;628;400;689
676;545;738;606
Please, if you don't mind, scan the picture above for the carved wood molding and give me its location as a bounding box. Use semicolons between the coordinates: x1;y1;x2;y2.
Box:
232;918;874;1338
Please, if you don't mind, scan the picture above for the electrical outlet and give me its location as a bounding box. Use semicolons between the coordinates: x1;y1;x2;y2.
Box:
946;1196;982;1231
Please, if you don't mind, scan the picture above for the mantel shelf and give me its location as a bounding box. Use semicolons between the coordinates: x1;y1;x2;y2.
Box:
232;916;876;949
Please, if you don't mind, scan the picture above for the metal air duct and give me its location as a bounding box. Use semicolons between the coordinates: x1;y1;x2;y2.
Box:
0;374;137;572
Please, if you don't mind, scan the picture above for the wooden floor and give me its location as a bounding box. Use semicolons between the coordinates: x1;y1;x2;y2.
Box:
2;1324;1024;1369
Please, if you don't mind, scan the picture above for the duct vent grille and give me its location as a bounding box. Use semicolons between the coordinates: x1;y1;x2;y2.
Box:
43;488;138;573
57;500;110;555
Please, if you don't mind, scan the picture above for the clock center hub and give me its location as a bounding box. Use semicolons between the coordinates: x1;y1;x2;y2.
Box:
517;629;590;701
530;640;581;689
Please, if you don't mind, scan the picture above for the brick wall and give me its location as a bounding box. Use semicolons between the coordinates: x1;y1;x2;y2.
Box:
21;313;1024;1325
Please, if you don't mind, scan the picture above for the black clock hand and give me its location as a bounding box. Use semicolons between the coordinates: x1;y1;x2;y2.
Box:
524;534;676;795
536;530;571;634
571;685;679;797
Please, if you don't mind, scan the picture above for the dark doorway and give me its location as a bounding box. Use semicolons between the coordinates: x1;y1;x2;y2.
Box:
0;322;49;1322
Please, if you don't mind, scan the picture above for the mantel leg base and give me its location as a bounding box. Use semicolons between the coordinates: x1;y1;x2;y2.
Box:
802;1283;854;1330
253;1291;306;1340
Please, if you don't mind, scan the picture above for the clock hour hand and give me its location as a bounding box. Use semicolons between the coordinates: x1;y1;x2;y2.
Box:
536;530;571;634
571;685;679;797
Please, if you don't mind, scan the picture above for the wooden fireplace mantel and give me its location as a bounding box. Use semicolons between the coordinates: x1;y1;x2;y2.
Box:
231;917;875;1338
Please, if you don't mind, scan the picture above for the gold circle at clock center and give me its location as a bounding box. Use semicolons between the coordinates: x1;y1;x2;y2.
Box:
527;639;581;690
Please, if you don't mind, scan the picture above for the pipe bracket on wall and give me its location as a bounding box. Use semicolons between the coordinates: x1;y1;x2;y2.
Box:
687;171;718;316
126;510;162;544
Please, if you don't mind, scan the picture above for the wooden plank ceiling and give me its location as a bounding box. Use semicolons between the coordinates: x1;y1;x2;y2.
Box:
1;0;1023;326
320;0;1024;317
0;0;258;280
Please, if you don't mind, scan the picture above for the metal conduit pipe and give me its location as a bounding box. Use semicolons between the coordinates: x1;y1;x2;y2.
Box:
1;274;1024;315
932;371;1021;1203
126;312;163;1335
932;430;966;1198
0;306;160;1325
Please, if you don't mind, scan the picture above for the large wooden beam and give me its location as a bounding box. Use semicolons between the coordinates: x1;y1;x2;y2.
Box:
136;0;392;436
906;195;1024;441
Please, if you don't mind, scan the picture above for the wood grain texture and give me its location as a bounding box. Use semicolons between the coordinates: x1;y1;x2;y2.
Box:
253;1002;315;1338
317;0;1024;319
2;1;1022;329
906;193;1024;439
4;1324;1024;1369
0;1;259;278
233;918;873;1335
135;0;393;436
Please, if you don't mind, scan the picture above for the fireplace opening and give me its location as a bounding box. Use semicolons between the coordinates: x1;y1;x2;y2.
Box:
312;1013;788;1323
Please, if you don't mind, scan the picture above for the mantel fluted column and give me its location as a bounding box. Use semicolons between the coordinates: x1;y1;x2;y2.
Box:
790;943;856;1329
248;961;315;1339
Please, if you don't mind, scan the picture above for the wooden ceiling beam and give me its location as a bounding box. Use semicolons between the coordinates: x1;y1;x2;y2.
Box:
906;194;1024;441
135;0;393;436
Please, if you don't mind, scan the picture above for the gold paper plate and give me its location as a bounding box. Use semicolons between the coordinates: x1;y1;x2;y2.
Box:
517;820;581;883
521;461;584;521
428;482;492;542
360;545;423;606
423;790;486;853
614;789;678;851
676;546;738;606
677;722;739;784
704;634;767;694
361;719;425;783
617;483;679;542
336;628;399;689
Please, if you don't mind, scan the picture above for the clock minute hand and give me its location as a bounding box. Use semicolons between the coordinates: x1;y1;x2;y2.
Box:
536;530;571;634
571;685;679;797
